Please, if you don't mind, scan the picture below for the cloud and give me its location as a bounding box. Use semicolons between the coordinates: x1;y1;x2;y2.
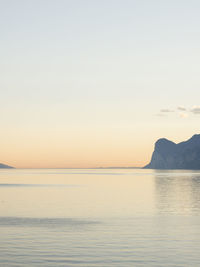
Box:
160;109;174;113
156;113;166;117
156;105;200;118
179;112;188;118
177;106;186;111
191;106;200;114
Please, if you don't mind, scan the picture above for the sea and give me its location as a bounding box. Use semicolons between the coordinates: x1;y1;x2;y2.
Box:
0;168;200;266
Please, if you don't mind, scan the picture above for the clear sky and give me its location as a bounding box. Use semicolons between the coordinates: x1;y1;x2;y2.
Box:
1;0;200;168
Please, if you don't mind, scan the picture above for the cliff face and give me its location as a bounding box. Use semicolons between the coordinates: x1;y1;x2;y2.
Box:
144;134;200;169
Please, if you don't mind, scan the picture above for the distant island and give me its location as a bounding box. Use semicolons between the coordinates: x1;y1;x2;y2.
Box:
144;134;200;170
0;163;14;169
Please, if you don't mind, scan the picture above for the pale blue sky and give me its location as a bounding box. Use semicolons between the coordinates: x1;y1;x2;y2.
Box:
1;0;200;167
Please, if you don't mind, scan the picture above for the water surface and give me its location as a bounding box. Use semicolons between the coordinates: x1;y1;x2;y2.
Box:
0;169;200;266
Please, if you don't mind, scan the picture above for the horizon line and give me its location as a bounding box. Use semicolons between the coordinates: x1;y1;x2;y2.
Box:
1;166;143;170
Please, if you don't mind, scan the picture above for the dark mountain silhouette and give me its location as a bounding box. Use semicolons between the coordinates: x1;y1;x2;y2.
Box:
144;134;200;169
0;163;14;169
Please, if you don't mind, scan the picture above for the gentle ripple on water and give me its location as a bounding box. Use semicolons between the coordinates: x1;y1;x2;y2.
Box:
1;169;200;266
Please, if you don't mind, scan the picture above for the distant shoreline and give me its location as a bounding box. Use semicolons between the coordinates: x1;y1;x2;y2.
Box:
0;167;142;170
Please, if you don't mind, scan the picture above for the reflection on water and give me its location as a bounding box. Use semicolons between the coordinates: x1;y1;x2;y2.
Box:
1;169;200;266
154;170;200;215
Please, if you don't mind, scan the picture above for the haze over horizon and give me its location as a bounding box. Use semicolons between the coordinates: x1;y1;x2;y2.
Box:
1;0;200;168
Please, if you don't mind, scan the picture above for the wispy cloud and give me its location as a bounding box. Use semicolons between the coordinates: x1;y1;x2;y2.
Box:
178;112;188;118
160;109;174;113
157;105;200;118
191;106;200;114
155;113;166;117
177;106;187;111
156;108;174;117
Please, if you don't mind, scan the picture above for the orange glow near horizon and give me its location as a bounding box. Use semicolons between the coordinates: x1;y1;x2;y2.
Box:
2;142;151;169
1;127;154;168
1;126;199;169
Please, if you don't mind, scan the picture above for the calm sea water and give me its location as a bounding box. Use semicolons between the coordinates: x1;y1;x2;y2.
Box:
1;169;200;266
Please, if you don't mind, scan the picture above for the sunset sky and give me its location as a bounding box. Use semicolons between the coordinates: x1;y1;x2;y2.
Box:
1;0;200;168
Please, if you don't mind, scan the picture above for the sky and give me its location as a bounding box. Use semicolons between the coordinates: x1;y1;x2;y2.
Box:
1;0;200;168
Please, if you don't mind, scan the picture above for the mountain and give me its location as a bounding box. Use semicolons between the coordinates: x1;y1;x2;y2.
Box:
144;134;200;169
0;163;14;169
